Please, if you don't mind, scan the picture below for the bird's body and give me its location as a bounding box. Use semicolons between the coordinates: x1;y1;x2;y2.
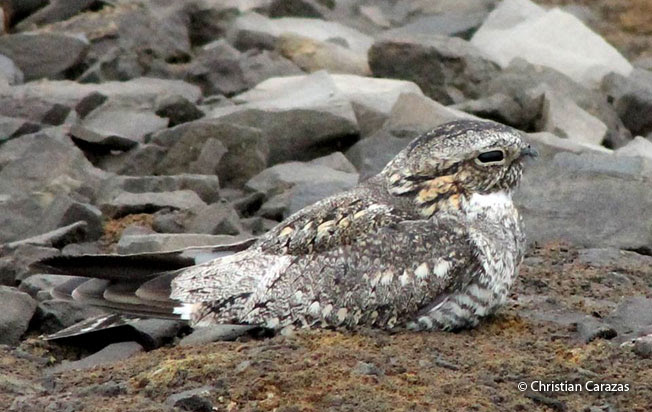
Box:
35;120;536;335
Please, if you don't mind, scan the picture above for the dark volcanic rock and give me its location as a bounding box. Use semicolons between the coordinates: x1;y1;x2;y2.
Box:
155;95;205;127
100;190;207;218
153;120;269;188
602;69;652;137
369;34;500;105
49;341;144;373
0;287;37;346
165;386;215;412
0;32;88;80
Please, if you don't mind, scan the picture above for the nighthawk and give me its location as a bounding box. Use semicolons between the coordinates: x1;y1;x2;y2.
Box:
36;120;538;336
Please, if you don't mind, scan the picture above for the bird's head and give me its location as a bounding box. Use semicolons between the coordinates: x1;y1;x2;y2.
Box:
381;120;537;217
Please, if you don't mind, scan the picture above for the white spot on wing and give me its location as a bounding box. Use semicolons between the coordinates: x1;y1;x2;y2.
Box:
173;303;197;320
415;262;429;279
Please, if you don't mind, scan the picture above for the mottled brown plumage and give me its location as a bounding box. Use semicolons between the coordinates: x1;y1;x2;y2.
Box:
36;119;537;336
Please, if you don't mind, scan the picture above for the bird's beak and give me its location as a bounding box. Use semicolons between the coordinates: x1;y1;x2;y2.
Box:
520;145;539;159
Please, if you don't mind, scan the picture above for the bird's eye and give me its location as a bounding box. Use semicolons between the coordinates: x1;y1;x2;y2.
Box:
477;150;505;164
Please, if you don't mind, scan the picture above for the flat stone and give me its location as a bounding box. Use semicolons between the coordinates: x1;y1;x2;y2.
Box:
0;245;58;286
479;59;631;148
602;69;652;137
369;33;500;105
471;0;632;87
69;125;139;152
155;95;205;127
575;318;617;343
517;150;652;251
633;336;652;359
246;161;358;199
0;53;23;85
5;78;201;110
117;233;248;254
49;341;143;373
101;190;207;218
33;299;104;335
608;297;652;342
212;72;358;165
0;286;37;346
14;0;96;28
383;93;476;135
129;319;186;349
3;222;88;251
152;120;268;187
537;89;608;145
81;107;168;143
95;144;167;176
277;33;370;76
99;174;220;205
346;129;416;181
0;32;89;81
230;12;373;55
309;152;357;174
187;202;244;235
577;248;652;269
179;325;258;345
237;72;421;137
32;195;103;241
384;11;487;40
165;386;215;412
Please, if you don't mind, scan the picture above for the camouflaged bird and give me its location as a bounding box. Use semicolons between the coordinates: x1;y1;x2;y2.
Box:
36;120;538;335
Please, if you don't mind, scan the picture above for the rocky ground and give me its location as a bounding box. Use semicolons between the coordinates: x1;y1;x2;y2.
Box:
0;0;651;411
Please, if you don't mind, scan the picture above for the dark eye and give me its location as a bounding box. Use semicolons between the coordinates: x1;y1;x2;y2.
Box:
477;150;505;163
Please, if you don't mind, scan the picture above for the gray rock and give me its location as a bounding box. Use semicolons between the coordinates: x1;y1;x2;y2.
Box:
450;93;524;126
482;59;631;148
117;233;247;254
69;125;139;152
99;174;220;205
185;1;239;47
352;361;384;376
230;12;373;55
287;179;358;217
101;191;207;218
0;286;37;345
369;34;500;105
633;335;652;359
0;94;71;126
33;299;104;334
383;93;476;135
3;222;88;251
33;195;103;241
277;33;370;76
537;89;608;145
577;248;652;269
19;274;78;300
179;325;258;345
269;0;330;18
185;39;302;97
0;116;40;142
516;150;652;252
384;11;487;40
166;386;214;412
14;0;96;28
0;54;23;85
471;0;632;87
575;318;617;343
188;202;244;236
607;297;652;342
49;341;144;373
52;2;191;82
614;136;652;160
346;129;415;181
95;144;167;176
0;32;89;81
218;71;359;164
309;152;357;174
0;245;58;286
258;191;291;220
74;91;108;119
246;161;358;199
129;319;186;349
152;120;268;188
155;95;205;127
602;69;652;137
5;77;201;110
81;107;168;143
